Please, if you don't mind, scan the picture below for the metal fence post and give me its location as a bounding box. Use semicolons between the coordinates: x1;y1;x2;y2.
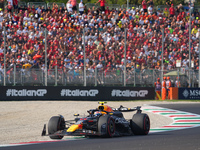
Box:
161;28;164;86
189;4;192;88
199;35;200;87
152;69;155;87
192;70;194;87
3;26;6;86
55;65;57;86
83;27;86;86
42;69;44;86
45;27;47;86
102;71;104;85
95;67;97;86
124;28;127;87
14;64;16;86
21;71;23;86
134;68;136;87
62;69;64;86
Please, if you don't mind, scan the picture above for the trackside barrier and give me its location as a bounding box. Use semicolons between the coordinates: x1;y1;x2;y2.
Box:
169;87;178;100
0;86;155;101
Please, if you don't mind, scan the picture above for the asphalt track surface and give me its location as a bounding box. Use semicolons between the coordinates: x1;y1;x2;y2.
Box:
1;103;200;150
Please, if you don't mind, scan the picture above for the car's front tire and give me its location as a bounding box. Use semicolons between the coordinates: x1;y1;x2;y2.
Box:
98;115;115;137
48;116;65;139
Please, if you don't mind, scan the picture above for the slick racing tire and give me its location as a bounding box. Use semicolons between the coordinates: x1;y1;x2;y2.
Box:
48;116;65;139
131;113;150;135
98;115;115;138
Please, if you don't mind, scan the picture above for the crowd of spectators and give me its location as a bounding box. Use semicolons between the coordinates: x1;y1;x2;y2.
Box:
0;0;200;79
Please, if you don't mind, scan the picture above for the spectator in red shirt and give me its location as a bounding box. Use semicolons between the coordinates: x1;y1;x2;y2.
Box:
169;4;175;17
96;0;106;11
142;0;147;13
13;0;18;10
105;6;110;15
7;2;12;12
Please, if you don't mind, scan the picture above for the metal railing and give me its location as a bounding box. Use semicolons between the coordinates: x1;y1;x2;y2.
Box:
85;3;99;9
0;66;199;87
47;2;65;9
107;4;121;9
27;2;47;9
121;4;140;9
18;2;27;8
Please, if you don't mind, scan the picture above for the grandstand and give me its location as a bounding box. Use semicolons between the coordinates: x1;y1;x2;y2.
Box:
0;0;200;87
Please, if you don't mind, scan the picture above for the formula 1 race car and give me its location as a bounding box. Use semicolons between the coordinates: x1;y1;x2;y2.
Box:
41;102;150;139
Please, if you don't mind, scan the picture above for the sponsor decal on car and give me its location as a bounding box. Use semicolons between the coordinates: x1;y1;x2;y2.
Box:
115;118;127;124
83;130;96;134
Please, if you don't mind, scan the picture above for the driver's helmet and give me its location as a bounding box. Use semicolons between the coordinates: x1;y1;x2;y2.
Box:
94;111;103;117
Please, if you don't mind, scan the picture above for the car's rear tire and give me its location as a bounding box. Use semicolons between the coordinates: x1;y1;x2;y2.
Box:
98;115;115;137
131;113;150;135
48;116;65;139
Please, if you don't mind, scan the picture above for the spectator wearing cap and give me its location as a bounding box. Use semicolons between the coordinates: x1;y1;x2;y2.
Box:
191;26;198;34
79;0;84;15
129;7;136;15
6;1;12;12
142;0;147;13
67;0;73;13
105;6;110;15
163;8;169;17
169;4;175;17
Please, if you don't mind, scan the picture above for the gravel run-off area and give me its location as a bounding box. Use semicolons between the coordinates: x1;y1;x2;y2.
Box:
0;101;199;144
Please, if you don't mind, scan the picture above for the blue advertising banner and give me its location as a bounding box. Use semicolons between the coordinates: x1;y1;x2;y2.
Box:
179;88;200;100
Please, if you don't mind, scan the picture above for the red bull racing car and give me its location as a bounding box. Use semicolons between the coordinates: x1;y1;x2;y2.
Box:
42;102;150;139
